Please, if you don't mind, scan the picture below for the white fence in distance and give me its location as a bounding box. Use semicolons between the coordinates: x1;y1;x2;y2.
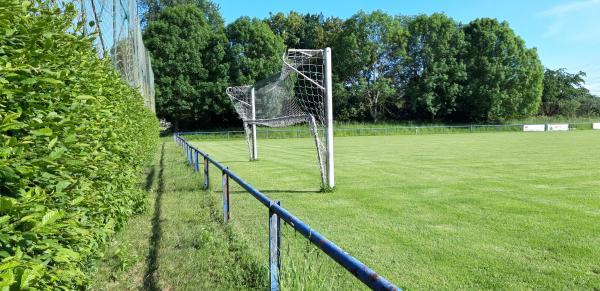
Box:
547;124;569;131
523;124;546;132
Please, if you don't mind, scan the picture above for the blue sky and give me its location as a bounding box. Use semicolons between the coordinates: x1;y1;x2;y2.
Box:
213;0;600;95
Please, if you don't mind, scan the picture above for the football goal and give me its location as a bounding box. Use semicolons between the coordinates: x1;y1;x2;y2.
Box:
226;48;334;190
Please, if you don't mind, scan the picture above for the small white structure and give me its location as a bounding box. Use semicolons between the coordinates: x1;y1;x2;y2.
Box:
523;124;545;132
547;124;569;131
593;123;600;130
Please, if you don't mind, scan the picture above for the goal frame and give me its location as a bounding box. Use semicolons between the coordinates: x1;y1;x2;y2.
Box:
228;48;335;190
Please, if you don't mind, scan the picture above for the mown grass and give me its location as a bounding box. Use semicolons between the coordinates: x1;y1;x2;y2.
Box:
93;131;600;290
91;142;267;290
190;130;600;289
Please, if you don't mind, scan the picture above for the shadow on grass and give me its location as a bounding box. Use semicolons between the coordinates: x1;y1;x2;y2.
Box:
143;142;164;291
144;167;155;193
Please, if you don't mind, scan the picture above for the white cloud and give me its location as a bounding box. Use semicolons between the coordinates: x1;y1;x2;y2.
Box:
540;0;600;39
542;0;600;17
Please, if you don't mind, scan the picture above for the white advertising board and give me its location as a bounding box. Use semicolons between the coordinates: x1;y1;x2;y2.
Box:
523;124;545;132
547;124;569;131
593;123;600;130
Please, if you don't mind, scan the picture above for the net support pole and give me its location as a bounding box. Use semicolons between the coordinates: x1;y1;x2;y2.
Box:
251;87;258;160
324;47;335;189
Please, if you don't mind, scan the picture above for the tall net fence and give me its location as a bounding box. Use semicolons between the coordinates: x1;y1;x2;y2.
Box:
65;0;155;113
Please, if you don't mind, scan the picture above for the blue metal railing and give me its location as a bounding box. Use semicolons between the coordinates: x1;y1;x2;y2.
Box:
173;133;399;291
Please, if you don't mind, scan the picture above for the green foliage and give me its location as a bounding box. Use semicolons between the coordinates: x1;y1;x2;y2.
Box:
540;68;599;116
140;0;224;29
542;69;589;103
266;12;340;49
332;11;406;122
267;12;304;48
402;13;467;121
226;17;285;85
0;1;159;289
143;5;585;128
143;4;231;130
458;18;544;121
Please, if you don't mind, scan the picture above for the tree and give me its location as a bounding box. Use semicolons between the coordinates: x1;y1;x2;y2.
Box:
576;95;600;116
143;4;231;129
401;13;467;121
226;17;285;85
266;12;342;49
457;18;543;121
266;11;305;48
332;11;406;122
540;68;592;116
140;0;223;29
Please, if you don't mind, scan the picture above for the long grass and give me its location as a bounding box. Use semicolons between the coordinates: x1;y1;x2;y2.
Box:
91;142;267;290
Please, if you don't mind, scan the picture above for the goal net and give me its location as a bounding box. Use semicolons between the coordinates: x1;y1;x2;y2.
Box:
226;48;334;189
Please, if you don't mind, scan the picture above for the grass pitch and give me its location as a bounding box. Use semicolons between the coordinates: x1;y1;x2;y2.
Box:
191;131;600;289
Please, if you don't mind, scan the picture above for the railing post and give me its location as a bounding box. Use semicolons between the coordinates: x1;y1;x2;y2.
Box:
222;169;230;222
194;150;199;173
203;155;209;190
186;144;189;164
269;200;281;291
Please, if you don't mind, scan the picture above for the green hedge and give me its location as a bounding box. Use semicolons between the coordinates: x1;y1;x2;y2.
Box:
0;1;159;289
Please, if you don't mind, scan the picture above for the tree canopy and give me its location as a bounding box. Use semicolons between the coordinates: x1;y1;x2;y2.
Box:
140;0;223;28
140;2;597;129
332;11;406;122
541;68;599;116
402;13;467;121
458;18;544;121
226;17;285;85
143;4;231;129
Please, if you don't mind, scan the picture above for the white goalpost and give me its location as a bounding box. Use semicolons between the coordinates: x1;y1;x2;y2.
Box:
226;48;335;190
